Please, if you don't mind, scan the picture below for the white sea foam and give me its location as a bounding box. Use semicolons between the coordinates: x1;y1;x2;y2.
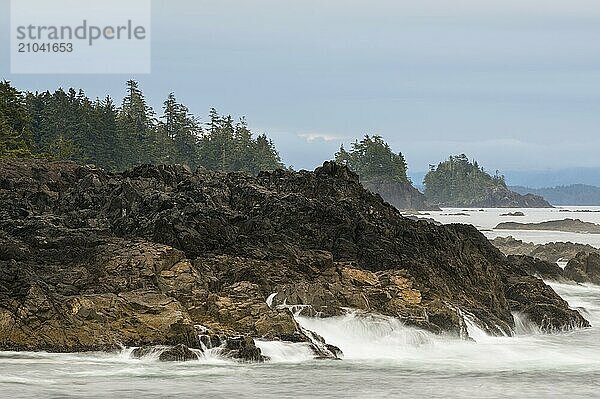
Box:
425;206;600;246
254;341;315;363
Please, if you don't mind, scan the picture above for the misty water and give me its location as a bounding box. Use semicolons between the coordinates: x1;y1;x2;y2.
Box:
1;208;599;398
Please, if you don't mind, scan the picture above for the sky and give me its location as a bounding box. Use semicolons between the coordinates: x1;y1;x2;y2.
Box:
1;0;599;185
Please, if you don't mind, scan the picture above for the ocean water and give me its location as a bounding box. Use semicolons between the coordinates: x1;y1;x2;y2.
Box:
428;206;600;246
1;208;599;398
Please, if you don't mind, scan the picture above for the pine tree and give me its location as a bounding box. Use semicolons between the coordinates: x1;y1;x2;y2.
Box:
423;154;507;205
334;134;409;183
93;96;119;170
116;80;157;168
4;81;285;173
252;134;282;174
158;93;200;167
0;81;35;158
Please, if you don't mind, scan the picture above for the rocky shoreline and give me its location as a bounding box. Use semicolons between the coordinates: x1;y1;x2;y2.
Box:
492;237;600;285
434;186;552;208
492;236;600;264
0;159;589;361
495;218;600;234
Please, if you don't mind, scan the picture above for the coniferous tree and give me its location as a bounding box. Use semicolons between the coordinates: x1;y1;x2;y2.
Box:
117;80;157;168
158;93;200;168
231;117;253;172
197;109;282;174
0;81;35;158
3;81;285;174
93;96;119;170
423;154;507;206
334;134;409;183
199;110;234;170
252;133;283;174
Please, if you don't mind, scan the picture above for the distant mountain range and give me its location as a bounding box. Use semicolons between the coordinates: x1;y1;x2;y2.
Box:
511;184;600;206
504;168;600;188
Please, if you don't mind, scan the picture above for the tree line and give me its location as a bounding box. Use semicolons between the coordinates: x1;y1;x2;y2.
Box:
2;79;511;204
423;154;506;205
334;135;410;184
0;80;282;174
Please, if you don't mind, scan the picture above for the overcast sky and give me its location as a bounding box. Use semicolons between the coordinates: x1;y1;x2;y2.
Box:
1;0;599;179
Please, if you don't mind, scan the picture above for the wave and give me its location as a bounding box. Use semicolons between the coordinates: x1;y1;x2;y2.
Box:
295;311;443;360
254;341;315;363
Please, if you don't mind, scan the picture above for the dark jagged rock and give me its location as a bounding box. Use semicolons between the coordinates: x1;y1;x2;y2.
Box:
0;159;589;356
314;160;438;211
503;276;586;331
158;344;200;361
325;344;343;359
131;344;200;362
492;236;600;264
221;336;268;362
500;212;525;217
199;334;225;349
564;252;600;284
361;178;440;211
506;255;565;281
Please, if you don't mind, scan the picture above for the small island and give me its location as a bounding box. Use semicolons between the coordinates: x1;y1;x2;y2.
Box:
500;212;525;217
423;154;552;208
335;135;438;211
495;218;600;234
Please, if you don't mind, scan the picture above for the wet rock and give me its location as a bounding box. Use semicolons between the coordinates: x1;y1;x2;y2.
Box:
158;344;199;361
564;252;600;284
502;274;589;332
506;255;565;281
199;334;224;349
0;159;589;353
325;344;343;358
221;337;267;362
131;344;200;362
491;236;600;264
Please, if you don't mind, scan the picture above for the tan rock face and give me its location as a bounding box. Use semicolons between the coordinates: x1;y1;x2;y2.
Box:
399;289;422;305
0;239;203;351
341;268;379;286
254;312;298;337
387;274;421;304
390;275;412;290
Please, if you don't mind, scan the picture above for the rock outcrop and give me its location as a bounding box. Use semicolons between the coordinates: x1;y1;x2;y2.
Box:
429;186;552;208
495;219;600;234
131;344;200;362
361;178;439;211
0;159;589;359
506;255;565;281
500;212;525;217
479;187;551;208
564;252;600;285
494;237;600;286
492;236;599;264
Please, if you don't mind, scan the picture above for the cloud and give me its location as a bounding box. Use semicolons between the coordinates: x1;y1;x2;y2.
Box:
298;132;346;142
